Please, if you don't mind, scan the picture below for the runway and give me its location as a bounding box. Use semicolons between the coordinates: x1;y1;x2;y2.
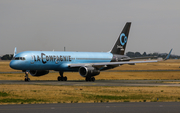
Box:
1;80;180;86
1;102;180;113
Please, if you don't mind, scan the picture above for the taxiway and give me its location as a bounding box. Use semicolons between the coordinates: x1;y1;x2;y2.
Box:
1;80;180;87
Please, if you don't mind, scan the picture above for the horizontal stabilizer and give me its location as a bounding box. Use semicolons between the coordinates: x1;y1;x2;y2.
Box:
125;56;158;61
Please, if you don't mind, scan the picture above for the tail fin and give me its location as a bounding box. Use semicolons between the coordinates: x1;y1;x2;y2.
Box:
111;22;131;55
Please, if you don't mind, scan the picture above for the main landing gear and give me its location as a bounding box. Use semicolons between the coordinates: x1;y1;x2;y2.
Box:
24;71;30;82
57;71;67;81
85;76;95;82
57;72;95;82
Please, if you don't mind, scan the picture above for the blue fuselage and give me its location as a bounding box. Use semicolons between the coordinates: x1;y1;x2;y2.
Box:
10;51;113;72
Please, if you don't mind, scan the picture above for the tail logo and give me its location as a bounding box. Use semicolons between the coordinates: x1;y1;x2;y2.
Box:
120;33;127;46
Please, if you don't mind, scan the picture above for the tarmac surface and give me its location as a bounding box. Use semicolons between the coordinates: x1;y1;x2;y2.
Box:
1;102;180;113
1;79;180;87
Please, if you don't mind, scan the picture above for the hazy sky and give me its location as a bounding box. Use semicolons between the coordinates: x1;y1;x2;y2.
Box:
0;0;180;55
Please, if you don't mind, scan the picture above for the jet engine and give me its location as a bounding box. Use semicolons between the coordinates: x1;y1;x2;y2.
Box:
29;70;49;76
79;66;100;77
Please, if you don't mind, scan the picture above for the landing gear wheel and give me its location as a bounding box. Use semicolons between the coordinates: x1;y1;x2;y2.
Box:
86;77;95;82
64;76;67;81
24;78;30;82
58;76;61;81
91;77;95;82
57;76;67;81
86;77;90;81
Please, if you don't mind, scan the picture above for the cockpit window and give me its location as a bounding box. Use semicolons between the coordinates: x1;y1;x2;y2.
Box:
12;57;26;60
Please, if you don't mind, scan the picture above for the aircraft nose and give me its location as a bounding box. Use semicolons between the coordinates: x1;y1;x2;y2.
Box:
9;61;17;69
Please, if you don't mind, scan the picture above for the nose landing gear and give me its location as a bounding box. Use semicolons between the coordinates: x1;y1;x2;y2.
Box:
24;72;30;82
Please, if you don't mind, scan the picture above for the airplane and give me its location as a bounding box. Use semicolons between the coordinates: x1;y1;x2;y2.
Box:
9;22;172;82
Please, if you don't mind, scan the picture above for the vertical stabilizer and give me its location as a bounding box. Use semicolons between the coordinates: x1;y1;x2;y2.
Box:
111;22;131;55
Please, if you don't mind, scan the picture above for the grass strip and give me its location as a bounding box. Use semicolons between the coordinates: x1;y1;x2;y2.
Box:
0;91;10;97
1;84;180;104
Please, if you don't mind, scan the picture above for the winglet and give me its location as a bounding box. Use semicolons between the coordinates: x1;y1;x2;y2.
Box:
13;47;17;57
164;49;173;60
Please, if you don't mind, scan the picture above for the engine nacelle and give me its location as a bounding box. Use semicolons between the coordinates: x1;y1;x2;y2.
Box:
29;70;49;76
79;66;100;77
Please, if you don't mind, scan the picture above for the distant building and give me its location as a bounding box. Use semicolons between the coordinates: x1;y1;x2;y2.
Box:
157;57;163;60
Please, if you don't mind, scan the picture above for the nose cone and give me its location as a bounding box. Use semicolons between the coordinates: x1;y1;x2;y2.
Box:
9;61;18;69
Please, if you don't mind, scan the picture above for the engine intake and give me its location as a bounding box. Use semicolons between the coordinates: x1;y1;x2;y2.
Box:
79;66;100;77
29;70;49;76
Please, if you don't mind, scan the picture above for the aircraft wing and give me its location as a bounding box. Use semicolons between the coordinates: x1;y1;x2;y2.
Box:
69;49;172;68
68;60;158;68
126;56;157;61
